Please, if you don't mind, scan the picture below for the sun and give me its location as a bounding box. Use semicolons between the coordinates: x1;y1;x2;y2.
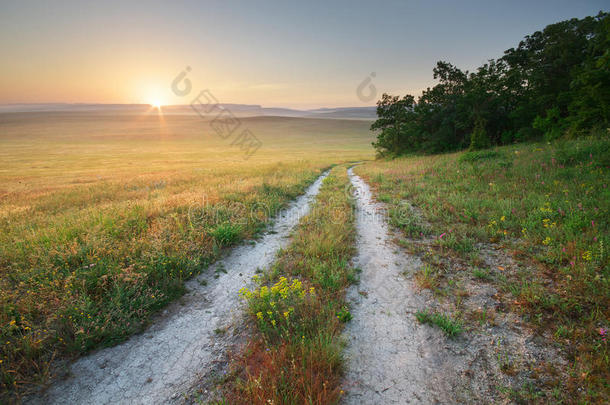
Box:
150;100;163;109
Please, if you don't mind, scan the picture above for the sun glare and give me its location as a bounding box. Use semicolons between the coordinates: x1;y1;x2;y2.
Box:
150;101;162;109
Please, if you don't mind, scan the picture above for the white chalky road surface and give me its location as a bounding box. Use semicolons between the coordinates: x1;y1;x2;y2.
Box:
342;168;452;404
30;172;328;405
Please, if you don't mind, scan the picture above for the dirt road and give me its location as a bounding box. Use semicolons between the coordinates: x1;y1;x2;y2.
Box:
30;172;329;405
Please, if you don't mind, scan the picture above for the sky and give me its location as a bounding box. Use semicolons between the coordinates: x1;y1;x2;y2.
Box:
0;0;607;109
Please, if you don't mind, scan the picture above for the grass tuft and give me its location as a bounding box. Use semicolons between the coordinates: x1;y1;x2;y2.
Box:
415;310;463;338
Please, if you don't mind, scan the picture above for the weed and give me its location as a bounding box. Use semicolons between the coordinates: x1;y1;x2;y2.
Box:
415;265;440;289
472;267;492;281
415;310;463;338
336;307;352;323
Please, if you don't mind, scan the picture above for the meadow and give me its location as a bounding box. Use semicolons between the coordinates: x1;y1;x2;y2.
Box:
0;111;373;397
355;137;609;402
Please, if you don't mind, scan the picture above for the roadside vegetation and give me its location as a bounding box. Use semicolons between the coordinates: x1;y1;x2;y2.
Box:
356;137;609;402
220;166;357;404
415;310;463;338
0;114;373;399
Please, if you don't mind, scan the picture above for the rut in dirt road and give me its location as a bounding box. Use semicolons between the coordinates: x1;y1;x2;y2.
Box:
30;172;329;405
342;167;454;404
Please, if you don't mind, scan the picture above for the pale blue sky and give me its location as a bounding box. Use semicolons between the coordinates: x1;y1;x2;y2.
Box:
0;0;606;108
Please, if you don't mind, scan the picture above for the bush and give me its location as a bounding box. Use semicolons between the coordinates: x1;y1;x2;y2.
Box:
533;107;566;141
469;117;491;150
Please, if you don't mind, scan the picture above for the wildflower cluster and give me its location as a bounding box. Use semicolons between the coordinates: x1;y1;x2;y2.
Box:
487;215;510;238
240;276;316;342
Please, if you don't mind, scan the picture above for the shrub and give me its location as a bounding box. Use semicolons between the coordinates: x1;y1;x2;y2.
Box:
469;117;491;151
533;107;566;142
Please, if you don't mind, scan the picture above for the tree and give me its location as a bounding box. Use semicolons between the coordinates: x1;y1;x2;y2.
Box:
371;94;416;155
370;12;609;156
469;117;490;150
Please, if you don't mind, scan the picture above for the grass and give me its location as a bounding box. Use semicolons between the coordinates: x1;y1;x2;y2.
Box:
356;136;609;402
415;310;463;338
221;166;356;404
0;111;373;399
414;264;440;289
472;267;492;281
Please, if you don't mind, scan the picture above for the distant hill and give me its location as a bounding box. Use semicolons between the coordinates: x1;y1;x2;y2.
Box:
304;107;377;119
0;103;377;120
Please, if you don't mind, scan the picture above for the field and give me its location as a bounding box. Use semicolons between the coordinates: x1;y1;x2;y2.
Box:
355;138;609;402
0;111;374;396
2;109;608;403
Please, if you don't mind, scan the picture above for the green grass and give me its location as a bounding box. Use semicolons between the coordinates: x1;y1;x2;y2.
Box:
223;166;356;404
356;136;610;402
472;268;492;281
210;223;243;246
0;111;374;399
415;310;463;338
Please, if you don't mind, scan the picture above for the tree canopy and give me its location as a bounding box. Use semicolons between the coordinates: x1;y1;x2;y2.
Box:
372;12;610;155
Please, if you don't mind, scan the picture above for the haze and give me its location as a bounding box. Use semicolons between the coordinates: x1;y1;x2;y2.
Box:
0;0;606;108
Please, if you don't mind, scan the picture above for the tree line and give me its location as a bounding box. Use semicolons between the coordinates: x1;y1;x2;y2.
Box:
372;12;609;155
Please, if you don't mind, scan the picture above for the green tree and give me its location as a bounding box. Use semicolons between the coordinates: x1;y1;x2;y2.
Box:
371;94;417;155
469;117;490;150
371;12;609;156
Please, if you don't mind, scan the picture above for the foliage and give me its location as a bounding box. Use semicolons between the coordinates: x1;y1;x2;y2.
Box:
469;117;490;150
533;107;564;141
372;12;610;155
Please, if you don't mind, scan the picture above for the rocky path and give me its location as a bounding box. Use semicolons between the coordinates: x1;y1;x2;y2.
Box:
342;167;454;404
30;171;329;405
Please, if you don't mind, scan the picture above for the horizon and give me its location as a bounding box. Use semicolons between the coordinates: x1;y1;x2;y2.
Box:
1;1;606;109
0;101;376;110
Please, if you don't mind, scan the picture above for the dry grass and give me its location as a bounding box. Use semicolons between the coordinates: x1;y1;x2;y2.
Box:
0;111;373;399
